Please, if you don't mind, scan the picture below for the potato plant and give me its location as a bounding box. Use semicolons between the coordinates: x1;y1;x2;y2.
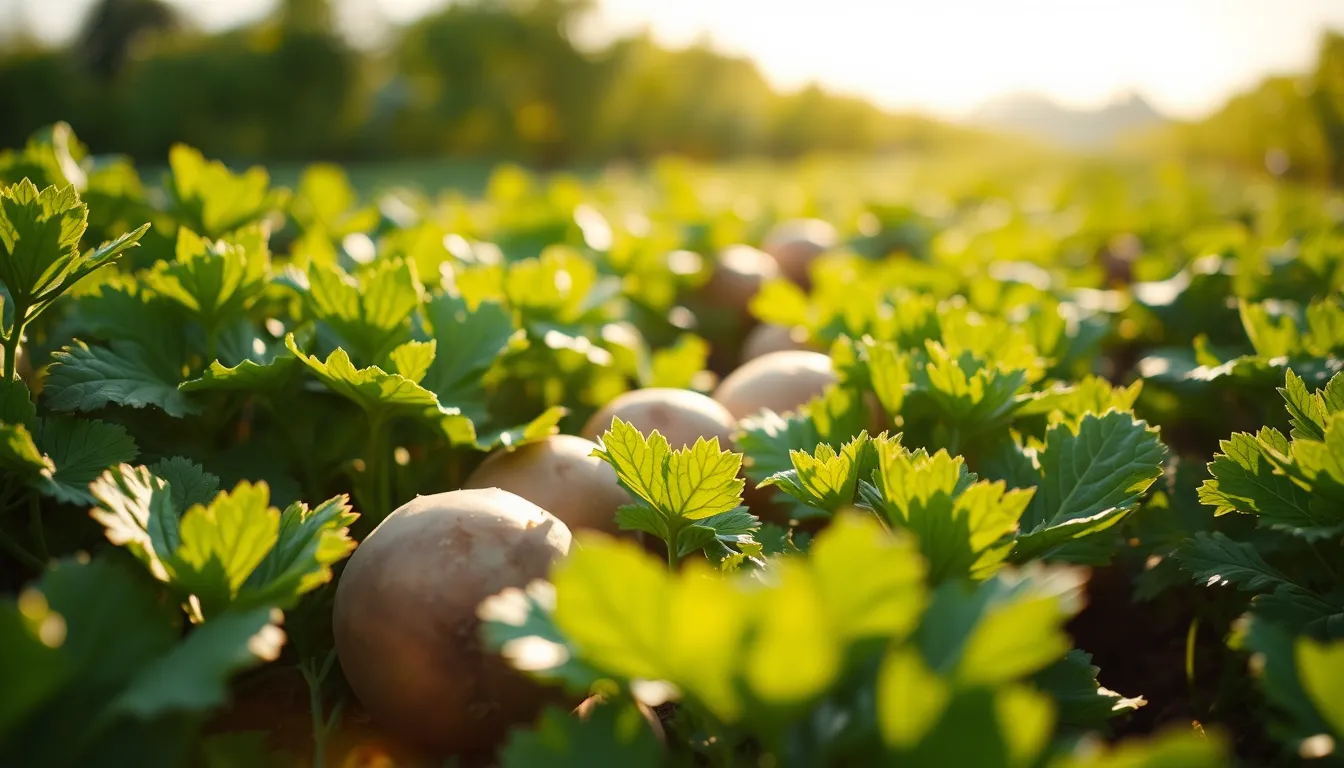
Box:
1;123;1342;766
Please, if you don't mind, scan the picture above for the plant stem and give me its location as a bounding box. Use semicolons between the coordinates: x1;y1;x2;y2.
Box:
3;303;28;382
364;412;393;522
28;493;47;563
0;525;44;571
2;324;19;382
301;649;343;768
301;659;329;768
665;528;680;570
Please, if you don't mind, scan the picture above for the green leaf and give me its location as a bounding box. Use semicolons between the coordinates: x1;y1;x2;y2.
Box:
1240;299;1301;358
677;506;762;560
238;495;357;610
1240;617;1335;743
1323;370;1344;415
474;406;567;452
38;556;177;689
550;535;670;683
1017;376;1143;423
420;294;516;419
646;334;709;390
593;417;744;522
164;144;286;238
1281;369;1328;441
150;457;221;515
866;435;1031;582
614;503;668;541
0;593;67;738
907;342;1031;442
168;481;280;618
0;377;35;425
809;383;871;446
178;353;301;394
1178;533;1342;632
1297;636;1344;740
502;518;928;732
144;227;270;335
756;522;810;556
760;432;871;514
900;685;1056;768
0;180;86;305
504;247;608;325
285;334;459;424
293;258;421;365
736;408;821;486
811;512;926;643
863;339;912;417
67;279;185;366
500;701;664;768
34;416;138;504
916;566;1085;681
89;464;180;581
877;647;951;749
112;605;282;717
45;340;199;417
478;580;604;692
387;339;435;385
1014;411;1165;561
1033;649;1145;729
290;163;377;236
748;277;811;328
0;421;51;477
955;582;1078;686
1198;433;1322;535
1053;728;1229;768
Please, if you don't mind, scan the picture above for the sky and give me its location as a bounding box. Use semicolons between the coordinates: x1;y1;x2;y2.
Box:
9;0;1344;119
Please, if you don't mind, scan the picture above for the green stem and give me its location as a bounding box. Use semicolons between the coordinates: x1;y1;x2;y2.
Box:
665;526;681;570
2;319;20;382
364;412;393;522
28;493;47;563
301;659;328;768
0;525;44;571
300;648;344;768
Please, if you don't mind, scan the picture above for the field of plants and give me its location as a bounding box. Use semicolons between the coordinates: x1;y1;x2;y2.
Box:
2;122;1343;767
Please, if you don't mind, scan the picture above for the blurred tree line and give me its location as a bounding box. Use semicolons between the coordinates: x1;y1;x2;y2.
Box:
1141;31;1344;185
0;0;973;166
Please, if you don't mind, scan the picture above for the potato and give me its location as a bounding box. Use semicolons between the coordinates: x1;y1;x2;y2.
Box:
761;218;838;287
741;323;814;362
712;350;835;421
582;387;736;449
699;244;780;317
463;435;630;535
333;489;572;756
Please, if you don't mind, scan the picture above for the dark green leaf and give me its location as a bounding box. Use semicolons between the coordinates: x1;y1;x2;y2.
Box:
35;416;138;504
46;340;199;417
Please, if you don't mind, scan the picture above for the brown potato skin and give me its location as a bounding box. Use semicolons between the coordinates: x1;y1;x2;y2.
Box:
699;244;780;317
762;218;838;287
463;435;630;535
741;323;814;362
582;387;737;449
333;489;572;756
713;350;836;421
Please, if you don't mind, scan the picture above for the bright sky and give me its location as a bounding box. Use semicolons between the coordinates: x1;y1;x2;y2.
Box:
10;0;1344;119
